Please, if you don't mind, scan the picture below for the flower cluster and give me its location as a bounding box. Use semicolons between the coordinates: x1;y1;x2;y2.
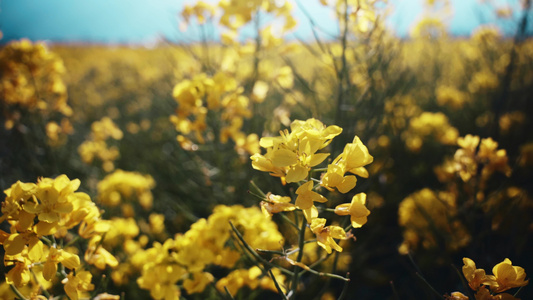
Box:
78;117;123;172
403;111;459;152
448;258;529;300
97;169;156;211
180;0;296;44
0;39;71;130
251;118;373;253
0;175;118;300
135;204;284;299
170;72;260;155
435;134;512;198
398;188;470;254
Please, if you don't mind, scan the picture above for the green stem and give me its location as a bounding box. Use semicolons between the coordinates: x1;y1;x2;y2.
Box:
279;212;299;231
415;272;445;300
9;285;28;300
250;180;267;198
269;269;289;300
229;221;294;277
290;216;307;299
337;273;350;300
224;286;236;300
256;249;286;256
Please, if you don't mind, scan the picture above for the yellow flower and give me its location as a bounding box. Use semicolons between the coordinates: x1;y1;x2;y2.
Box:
295;181;327;223
334;193;370;228
5;254;31;287
137;264;185;300
252;118;342;183
62;270;95;300
321;164;357;193
43;246;80;281
85;236;119;269
310;218;347;254
183;272;214;294
322;136;373;193
22;175;80;224
448;291;469;300
3;232;43;260
215;267;273;296
486;258;529;293
474;285;518;300
97;169;156;210
1;180;36;226
260;193;296;217
462;257;488;291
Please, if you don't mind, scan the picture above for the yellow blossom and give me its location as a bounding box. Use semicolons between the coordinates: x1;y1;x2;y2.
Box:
43;246;80;281
62;270;95;300
334;193;370;228
183;272;214;294
462;257;488;291
260;192;296;217
310;218;347;254
486;258;529;293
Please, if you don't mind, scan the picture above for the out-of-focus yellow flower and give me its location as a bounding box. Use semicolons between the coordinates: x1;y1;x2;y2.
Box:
181;1;216;25
310;218;347;254
454;134;480;182
215;266;284;296
137;263;186;300
276;66;294;89
468;71;499;93
519;142;533;167
97;169;156;210
398;189;470;253
472;25;501;45
183;272;214;294
334;193;370;228
78;117;123;172
93;293;121;300
252;80;269;103
404;111;459;152
436;85;468;109
0;39;71;128
411;17;447;39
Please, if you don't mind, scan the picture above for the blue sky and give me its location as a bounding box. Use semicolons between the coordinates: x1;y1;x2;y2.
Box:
0;0;529;44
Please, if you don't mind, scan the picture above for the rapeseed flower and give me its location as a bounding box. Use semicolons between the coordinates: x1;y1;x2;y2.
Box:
260;192;296;217
310;218;347;254
334;193;370;228
321;136;373;193
62;270;95;300
252;118;342;183
459;257;528;299
486;258;529;293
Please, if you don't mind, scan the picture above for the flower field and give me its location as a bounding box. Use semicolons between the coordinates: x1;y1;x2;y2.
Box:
1;0;532;299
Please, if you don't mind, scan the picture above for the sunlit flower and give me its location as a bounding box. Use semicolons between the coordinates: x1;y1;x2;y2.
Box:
334;193;370;228
310;218;347;254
